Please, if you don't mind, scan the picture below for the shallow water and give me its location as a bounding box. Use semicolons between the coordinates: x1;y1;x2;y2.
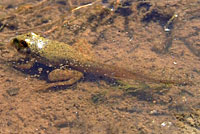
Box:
0;0;200;133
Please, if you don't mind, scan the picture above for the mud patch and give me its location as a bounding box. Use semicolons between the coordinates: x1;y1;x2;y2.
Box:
0;0;200;134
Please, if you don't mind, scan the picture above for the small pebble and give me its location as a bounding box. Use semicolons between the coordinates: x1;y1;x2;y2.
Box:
6;87;20;96
164;28;170;32
38;67;43;72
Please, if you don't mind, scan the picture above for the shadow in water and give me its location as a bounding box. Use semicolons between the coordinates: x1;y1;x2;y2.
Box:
13;60;119;92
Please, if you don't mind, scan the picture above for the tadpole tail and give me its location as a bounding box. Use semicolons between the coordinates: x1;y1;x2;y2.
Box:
72;60;193;85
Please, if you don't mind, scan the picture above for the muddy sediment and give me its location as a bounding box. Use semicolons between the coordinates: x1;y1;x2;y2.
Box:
0;0;200;133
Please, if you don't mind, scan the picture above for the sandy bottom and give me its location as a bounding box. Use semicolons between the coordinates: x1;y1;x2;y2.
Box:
0;0;200;133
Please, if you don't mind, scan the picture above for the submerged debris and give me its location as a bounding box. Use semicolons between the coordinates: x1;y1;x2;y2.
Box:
6;87;20;96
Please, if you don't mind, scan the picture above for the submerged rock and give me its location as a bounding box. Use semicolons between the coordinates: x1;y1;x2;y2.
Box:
6;87;20;96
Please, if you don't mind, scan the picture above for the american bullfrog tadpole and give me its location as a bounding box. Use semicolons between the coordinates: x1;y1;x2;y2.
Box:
9;32;192;88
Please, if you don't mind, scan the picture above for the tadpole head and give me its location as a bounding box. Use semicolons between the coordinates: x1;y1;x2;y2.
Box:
10;37;31;55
